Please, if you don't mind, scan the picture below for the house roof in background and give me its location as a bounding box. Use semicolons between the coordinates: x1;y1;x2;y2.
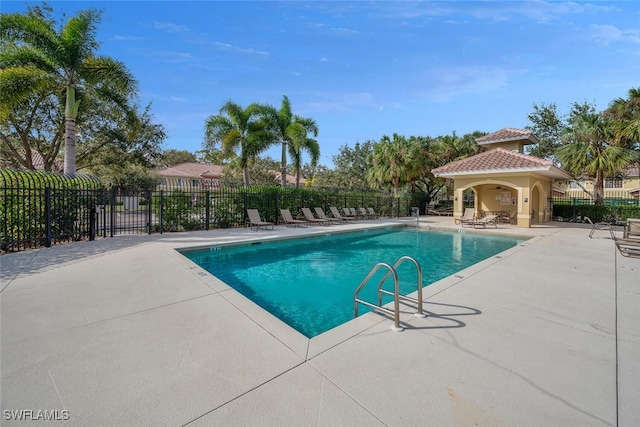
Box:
157;162;224;178
432;148;571;180
156;162;305;186
475;128;540;146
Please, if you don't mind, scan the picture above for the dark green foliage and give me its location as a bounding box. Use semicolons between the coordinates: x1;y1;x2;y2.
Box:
1;170;101;252
552;198;639;222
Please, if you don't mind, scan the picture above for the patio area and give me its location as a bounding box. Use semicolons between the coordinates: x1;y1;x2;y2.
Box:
1;216;638;426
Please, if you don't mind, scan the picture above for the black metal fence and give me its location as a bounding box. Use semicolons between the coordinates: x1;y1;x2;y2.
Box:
552;190;639;223
1;170;422;253
0;170;102;252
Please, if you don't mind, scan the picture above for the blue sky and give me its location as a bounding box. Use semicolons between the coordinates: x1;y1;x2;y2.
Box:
4;1;640;167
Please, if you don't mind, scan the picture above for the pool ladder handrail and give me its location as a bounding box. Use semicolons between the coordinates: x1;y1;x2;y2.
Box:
353;256;426;332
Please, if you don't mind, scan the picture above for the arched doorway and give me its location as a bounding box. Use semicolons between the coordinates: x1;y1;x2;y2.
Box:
531;186;540;224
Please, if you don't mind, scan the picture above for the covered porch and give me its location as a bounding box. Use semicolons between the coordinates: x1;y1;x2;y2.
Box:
452;174;554;228
432;128;571;228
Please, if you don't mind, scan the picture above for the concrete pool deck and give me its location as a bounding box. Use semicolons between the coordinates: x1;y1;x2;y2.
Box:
1;216;638;426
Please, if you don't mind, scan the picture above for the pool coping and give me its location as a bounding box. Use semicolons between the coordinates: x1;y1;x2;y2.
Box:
171;222;535;360
2;216;638;426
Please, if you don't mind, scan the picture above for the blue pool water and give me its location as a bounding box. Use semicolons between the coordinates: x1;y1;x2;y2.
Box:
183;228;525;337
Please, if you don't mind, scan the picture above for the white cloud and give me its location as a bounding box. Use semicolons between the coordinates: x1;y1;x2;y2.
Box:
419;66;522;103
153;22;190;34
213;41;270;56
145;50;196;64
111;35;146;42
588;24;640;45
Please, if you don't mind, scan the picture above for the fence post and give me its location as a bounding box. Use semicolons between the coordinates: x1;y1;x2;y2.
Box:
275;191;280;225
572;198;577;222
101;188;107;238
89;206;96;241
147;190;153;234
205;191;210;231
45;188;52;247
159;190;164;234
110;187;116;237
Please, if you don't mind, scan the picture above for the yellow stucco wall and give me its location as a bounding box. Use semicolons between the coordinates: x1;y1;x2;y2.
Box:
452;173;553;228
558;176;640;197
480;141;525;152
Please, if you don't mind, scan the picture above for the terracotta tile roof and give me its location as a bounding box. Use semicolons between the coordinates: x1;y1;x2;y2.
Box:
273;171;305;185
157;162;224;178
475;128;539;145
432;148;569;179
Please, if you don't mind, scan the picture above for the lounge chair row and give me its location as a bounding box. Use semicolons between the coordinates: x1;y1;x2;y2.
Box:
614;218;640;258
295;207;380;226
456;208;498;229
247;207;381;231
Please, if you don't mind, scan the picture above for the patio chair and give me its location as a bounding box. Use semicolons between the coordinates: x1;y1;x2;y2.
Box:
330;206;357;222
585;216;614;239
623;218;640;239
614;237;640;258
367;207;380;219
464;214;498;229
342;207;357;219
426;201;437;215
455;208;476;225
246;209;274;231
301;207;331;226
359;207;373;219
280;209;308;227
314;207;341;224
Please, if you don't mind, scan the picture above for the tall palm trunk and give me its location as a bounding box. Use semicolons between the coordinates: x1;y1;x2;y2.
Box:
63;116;76;175
280;141;287;187
63;87;80;176
593;170;605;205
243;165;250;187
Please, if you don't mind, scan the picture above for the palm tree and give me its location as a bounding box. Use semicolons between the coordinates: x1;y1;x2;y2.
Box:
604;87;640;147
366;134;421;198
556;112;640;205
203;100;272;187
289;135;320;188
259;96;319;187
1;7;137;175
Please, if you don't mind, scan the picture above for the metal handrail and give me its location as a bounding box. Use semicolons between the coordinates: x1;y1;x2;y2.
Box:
354;262;402;331
353;256;426;332
376;256;425;317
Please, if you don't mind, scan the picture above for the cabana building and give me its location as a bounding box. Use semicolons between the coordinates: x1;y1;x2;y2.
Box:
432;128;571;228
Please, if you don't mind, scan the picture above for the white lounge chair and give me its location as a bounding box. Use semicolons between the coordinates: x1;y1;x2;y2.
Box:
456;208;476;225
465;214;498;229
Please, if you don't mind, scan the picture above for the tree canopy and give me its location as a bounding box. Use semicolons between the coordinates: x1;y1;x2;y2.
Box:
1;4;164;178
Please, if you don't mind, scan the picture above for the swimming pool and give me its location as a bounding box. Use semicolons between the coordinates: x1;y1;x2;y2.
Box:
183;228;525;337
